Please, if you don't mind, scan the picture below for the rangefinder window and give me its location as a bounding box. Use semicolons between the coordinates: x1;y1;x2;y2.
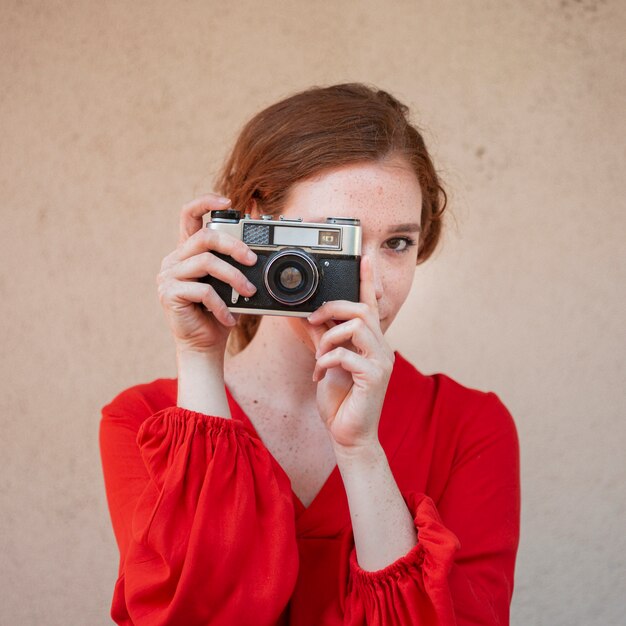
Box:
270;226;338;249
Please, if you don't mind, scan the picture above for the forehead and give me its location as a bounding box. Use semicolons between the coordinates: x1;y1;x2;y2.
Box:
282;159;422;229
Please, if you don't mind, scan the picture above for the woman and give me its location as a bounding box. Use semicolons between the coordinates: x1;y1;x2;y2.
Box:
100;83;520;626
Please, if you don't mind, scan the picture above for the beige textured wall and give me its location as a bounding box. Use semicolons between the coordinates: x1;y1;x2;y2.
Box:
1;1;624;624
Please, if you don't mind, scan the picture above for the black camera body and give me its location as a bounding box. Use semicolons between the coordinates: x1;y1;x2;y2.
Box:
200;210;361;316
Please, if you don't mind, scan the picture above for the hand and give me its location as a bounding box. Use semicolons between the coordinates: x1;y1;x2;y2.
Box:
157;194;258;354
306;256;395;451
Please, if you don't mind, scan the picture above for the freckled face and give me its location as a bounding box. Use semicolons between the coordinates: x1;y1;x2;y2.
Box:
277;156;422;340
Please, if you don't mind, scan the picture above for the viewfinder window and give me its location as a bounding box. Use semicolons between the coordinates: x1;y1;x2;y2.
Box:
318;230;340;247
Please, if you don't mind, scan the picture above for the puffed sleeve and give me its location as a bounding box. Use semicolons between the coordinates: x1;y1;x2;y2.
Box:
342;493;460;626
99;390;299;626
341;392;520;626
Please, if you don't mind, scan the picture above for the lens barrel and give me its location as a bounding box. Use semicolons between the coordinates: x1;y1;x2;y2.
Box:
264;249;319;305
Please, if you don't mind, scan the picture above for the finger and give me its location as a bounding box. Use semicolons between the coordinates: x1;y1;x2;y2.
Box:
359;255;378;309
313;347;375;382
178;193;232;245
165;252;257;297
200;285;238;327
164;228;257;269
294;317;331;354
315;317;378;358
307;300;371;326
159;280;236;327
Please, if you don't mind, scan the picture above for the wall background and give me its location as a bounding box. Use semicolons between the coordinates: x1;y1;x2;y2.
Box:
1;1;624;624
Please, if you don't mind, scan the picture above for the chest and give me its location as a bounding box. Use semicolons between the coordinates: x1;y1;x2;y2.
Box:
262;424;337;508
230;393;338;508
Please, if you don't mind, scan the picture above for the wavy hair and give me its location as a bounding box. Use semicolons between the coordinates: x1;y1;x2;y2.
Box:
215;83;447;352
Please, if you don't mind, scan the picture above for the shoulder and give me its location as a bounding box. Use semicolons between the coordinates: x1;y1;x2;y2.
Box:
101;378;178;428
391;351;517;443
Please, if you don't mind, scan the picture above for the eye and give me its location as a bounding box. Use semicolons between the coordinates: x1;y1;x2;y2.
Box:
384;237;416;253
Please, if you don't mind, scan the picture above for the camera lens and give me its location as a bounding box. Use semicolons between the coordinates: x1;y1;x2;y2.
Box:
264;249;319;305
278;266;304;291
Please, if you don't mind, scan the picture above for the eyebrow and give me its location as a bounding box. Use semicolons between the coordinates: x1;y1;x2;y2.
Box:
386;222;421;233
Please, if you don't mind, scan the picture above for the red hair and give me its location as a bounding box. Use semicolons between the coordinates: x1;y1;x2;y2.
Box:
215;83;447;351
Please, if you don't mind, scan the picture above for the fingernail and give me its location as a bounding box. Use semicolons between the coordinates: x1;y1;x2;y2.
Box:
218;196;231;205
246;280;256;293
226;313;236;325
246;249;257;263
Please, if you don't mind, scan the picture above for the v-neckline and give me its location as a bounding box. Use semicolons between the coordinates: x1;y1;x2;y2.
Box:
224;386;341;518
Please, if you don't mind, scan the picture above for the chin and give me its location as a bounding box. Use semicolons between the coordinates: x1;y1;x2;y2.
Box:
380;316;394;334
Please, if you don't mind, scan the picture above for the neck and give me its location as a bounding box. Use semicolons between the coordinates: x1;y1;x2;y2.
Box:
225;315;319;405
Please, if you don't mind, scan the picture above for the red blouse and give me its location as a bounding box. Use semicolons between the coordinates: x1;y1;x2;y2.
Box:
99;352;520;625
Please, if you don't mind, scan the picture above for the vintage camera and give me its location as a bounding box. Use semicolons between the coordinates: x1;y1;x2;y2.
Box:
200;209;361;316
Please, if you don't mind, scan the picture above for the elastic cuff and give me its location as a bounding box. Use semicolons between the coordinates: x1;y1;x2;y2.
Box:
136;406;249;441
161;406;247;434
349;539;425;584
